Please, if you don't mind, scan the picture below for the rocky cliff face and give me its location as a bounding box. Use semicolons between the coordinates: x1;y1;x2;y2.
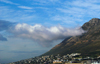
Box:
42;18;100;57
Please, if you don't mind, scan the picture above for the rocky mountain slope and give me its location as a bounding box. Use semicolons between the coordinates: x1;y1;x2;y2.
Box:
42;18;100;57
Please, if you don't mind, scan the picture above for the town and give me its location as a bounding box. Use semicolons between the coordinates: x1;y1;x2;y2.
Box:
9;53;100;64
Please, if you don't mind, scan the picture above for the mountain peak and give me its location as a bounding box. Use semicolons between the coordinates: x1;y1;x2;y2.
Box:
82;18;100;30
43;18;100;57
89;18;100;23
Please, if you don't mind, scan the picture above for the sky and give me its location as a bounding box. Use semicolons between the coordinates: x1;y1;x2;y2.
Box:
0;0;100;63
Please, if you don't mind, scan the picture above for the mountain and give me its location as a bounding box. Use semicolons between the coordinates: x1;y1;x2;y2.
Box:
42;18;100;57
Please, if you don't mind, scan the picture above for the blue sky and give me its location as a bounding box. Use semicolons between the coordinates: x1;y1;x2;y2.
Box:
0;0;100;63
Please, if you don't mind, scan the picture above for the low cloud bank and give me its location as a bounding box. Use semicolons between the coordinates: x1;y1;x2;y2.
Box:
9;23;85;47
0;20;85;46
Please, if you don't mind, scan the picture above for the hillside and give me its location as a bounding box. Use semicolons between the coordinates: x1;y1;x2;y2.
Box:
42;18;100;57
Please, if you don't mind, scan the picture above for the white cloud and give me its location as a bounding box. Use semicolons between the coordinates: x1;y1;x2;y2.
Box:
0;6;36;22
18;6;33;9
67;0;100;10
0;0;19;5
9;23;85;47
50;0;100;26
31;0;60;5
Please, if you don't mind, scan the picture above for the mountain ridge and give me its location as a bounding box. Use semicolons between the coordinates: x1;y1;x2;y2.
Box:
42;18;100;57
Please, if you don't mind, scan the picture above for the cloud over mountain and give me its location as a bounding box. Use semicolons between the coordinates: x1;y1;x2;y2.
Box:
9;23;85;46
0;20;85;46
